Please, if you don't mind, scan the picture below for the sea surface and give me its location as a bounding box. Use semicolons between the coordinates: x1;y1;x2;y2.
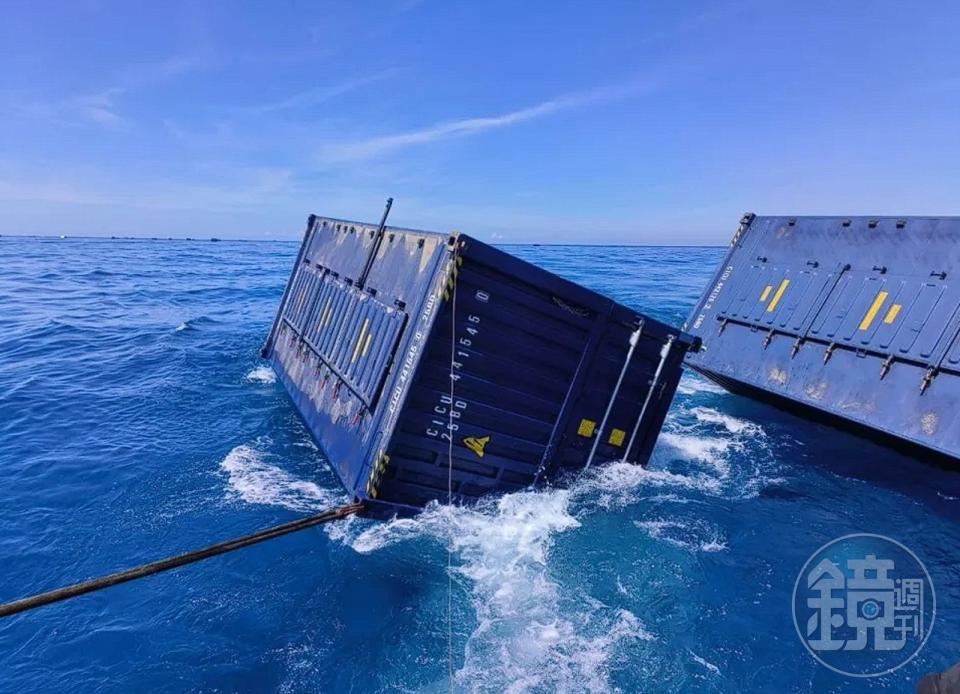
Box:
0;236;958;693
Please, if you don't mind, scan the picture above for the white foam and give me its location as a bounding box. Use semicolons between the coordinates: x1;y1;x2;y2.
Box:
219;443;342;512
336;489;654;691
245;365;277;384
634;519;727;553
690;406;761;436
175;321;189;332
577;460;724;502
677;374;726;396
689;650;721;675
659;432;732;478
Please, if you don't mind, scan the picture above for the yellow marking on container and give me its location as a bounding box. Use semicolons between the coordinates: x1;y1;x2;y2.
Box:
766;279;790;313
577;418;596;437
351;319;370;363
883;303;902;325
859;291;889;331
362;332;373;357
319;298;333;328
464;435;490;458
759;285;773;302
608;428;626;446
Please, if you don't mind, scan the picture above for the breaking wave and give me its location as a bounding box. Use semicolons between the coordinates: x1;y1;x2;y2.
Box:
677;374;726;396
321;393;781;690
229;366;779;690
219;442;344;512
337;489;655;692
245;365;277;384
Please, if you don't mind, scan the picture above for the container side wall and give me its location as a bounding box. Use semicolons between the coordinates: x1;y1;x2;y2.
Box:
367;235;695;511
684;215;960;463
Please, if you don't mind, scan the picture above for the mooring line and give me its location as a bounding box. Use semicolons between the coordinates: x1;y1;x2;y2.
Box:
0;501;364;619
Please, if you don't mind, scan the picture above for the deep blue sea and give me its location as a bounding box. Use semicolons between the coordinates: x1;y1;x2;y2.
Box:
1;237;958;693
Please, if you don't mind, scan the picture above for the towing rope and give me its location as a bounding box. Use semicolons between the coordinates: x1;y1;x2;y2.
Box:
0;501;363;619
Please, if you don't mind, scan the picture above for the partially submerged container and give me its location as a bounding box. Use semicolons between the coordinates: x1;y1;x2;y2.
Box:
262;213;698;518
684;214;960;464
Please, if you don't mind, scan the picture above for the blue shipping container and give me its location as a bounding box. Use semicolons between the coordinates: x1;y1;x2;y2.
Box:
684;214;960;464
262;214;698;518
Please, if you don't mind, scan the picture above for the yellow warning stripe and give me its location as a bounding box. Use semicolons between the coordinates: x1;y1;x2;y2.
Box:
759;285;772;302
362;332;373;357
883;303;902;325
859;291;889;331
351;319;370;363
766;279;790;313
319;298;333;328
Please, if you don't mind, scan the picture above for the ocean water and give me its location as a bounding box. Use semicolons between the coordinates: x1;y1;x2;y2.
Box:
0;236;958;693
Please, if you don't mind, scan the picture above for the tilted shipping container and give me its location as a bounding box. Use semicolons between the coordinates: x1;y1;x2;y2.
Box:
262;213;698;518
685;214;960;464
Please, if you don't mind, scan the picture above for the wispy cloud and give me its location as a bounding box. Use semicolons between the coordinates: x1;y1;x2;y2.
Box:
319;77;660;162
117;53;214;86
9;53;214;131
233;70;400;116
73;88;127;129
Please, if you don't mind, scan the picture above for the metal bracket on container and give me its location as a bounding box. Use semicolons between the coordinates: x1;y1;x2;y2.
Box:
583;325;644;471
356;197;393;291
763;329;775;349
880;355;894;379
532;306;617;484
920;368;937;395
620;335;676;464
824;342;837;364
729;212;755;247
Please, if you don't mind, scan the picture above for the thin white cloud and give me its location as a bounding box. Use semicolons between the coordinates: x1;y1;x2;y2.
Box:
234;70;400;116
8;53;213;131
320;77;660;162
73;88;127;129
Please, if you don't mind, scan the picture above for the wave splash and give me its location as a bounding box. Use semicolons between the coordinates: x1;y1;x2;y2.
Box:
327;399;777;690
219;442;343;512
340;489;654;692
245;365;277;384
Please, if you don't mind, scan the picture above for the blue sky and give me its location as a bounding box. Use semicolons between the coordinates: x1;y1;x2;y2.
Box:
1;1;958;243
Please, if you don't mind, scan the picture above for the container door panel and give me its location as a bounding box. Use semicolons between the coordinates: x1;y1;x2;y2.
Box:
912;283;960;360
893;282;947;359
943;324;960;370
810;274;860;339
716;264;769;320
834;276;888;344
290;275;406;410
765;267;826;332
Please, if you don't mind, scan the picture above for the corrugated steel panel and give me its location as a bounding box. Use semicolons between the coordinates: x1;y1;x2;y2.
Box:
684;214;960;464
263;213;698;518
